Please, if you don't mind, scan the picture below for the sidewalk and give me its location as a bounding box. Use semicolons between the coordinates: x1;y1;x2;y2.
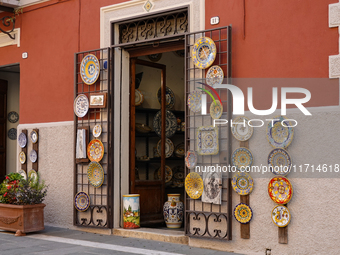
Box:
0;226;243;255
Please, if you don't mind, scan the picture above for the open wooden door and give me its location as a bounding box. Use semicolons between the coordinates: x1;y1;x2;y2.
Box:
0;80;7;182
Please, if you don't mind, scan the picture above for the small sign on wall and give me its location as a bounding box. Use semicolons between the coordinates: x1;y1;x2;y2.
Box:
210;16;220;25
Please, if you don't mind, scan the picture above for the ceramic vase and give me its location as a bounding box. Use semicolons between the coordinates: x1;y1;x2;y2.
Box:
123;194;140;229
163;194;184;228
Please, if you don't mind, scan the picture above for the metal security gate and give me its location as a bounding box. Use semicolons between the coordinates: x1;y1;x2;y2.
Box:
184;26;233;240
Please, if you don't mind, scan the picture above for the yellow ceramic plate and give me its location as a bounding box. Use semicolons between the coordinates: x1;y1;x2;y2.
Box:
87;139;104;162
80;54;100;85
87;162;104;188
185;172;203;199
191;37;216;69
19;151;26;164
234;203;253;224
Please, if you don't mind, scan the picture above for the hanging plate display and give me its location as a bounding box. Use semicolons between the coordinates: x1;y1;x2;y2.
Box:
87;161;104;188
157;86;175;109
30;150;38;163
135;89;144;106
74;191;90;212
30;130;38;144
206;65;224;87
156;165;173;183
185;172;204;199
272;205;291;227
28;169;38;185
231;116;253;141
231;172;254;195
74;94;89;118
87;139;104;162
8;128;17;140
156;138;174;158
268;176;293;204
8;111;19;123
80;54;100;85
18;170;27;180
188;90;202;113
231;147;253;171
18;132;27;148
93;124;102;138
210;101;223;119
234;203;253;224
185;150;198;169
153;110;177;138
191;37;217;69
197;126;219;155
266;116;294;148
268;148;292;176
19;151;26;164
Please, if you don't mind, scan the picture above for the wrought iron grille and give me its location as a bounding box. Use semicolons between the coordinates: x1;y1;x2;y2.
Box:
184;26;233;240
118;10;188;44
74;48;113;228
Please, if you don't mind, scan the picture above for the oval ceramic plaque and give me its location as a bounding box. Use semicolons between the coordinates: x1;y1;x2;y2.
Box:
272;205;291;227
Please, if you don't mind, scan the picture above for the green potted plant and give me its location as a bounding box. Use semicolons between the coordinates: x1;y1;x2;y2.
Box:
0;172;48;236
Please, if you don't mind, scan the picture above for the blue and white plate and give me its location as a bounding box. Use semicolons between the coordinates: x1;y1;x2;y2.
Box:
74;94;89;118
191;37;216;69
18;132;27;148
153;110;177;138
266;116;294;148
74;191;90;212
157;87;175;109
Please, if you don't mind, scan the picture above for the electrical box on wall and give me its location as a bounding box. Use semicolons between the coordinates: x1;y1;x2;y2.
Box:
210;16;220;25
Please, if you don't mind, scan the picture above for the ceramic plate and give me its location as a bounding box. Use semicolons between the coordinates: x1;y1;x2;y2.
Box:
153;110;177;138
74;94;89;118
185;150;197;169
174;143;185;158
268;148;292;176
173;166;184;180
28;169;38;185
8;128;17;140
231;116;253;141
87;161;104;188
18;170;27;180
93;124;102;138
156;165;173;183
234;203;253;224
266;116;294;148
74;191;90;212
18;132;27;148
231;147;253;171
206;65;224;87
19;151;26;164
156;138;174;158
80;54;100;85
135;89;144;106
30;150;38;163
210;101;223;119
30;130;38;143
272;205;291;227
185;172;203;199
135;123;152;134
8;111;19;123
268;176;293;204
157;86;175;109
87;139;104;162
231;172;254;195
197;126;219;155
191;37;217;69
188;90;202;113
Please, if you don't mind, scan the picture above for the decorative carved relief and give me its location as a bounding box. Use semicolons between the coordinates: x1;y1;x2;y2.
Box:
0;216;21;225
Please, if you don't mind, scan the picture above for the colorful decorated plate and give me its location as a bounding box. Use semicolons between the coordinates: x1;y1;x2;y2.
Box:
173;166;185;180
30;130;38;143
206;65;224;87
272;205;291;227
197;126;219;155
157;138;174;158
210;100;223;119
188;90;202;113
30;150;38;163
231;116;253;141
185;150;198;169
191;37;217;69
8;128;17;140
231;147;253;171
80;54;100;85
153;110;177;138
135;89;144;106
266;116;294;148
18;170;27;180
28;169;38;185
74;191;90;212
18;132;27;148
156;165;173;183
74;94;89;118
268;148;292;176
268;176;293;204
157;86;175;109
231;172;254;195
87;161;104;188
19;151;26;164
87;139;104;162
8;111;19;123
185;172;204;199
174;143;185;158
93;124;102;138
234;203;253;224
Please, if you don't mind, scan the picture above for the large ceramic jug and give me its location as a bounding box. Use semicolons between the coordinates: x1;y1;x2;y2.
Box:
163;194;184;228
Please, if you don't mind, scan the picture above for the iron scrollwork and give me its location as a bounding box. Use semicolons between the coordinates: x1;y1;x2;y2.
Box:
0;16;16;39
76;205;108;228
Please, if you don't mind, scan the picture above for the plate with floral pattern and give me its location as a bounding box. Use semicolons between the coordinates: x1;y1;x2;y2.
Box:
18;169;27;180
19;151;26;164
197;126;219;155
8;111;19;123
188;90;202;113
268;176;293;204
266;116;294;148
18;132;27;148
191;37;217;69
80;54;100;85
74;191;90;212
87;161;104;188
8;128;17;140
74;94;89;118
28;169;38;185
231;116;253;141
93;124;102;138
231;172;254;195
185;172;203;199
30;130;38;143
272;205;291;227
268;148;292;176
234;203;253;224
87;139;104;162
206;65;224;87
30;149;38;163
157;86;175;109
153;110;177;138
231;147;253;171
156;165;173;183
210;101;223;119
157;138;174;158
185;150;197;169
